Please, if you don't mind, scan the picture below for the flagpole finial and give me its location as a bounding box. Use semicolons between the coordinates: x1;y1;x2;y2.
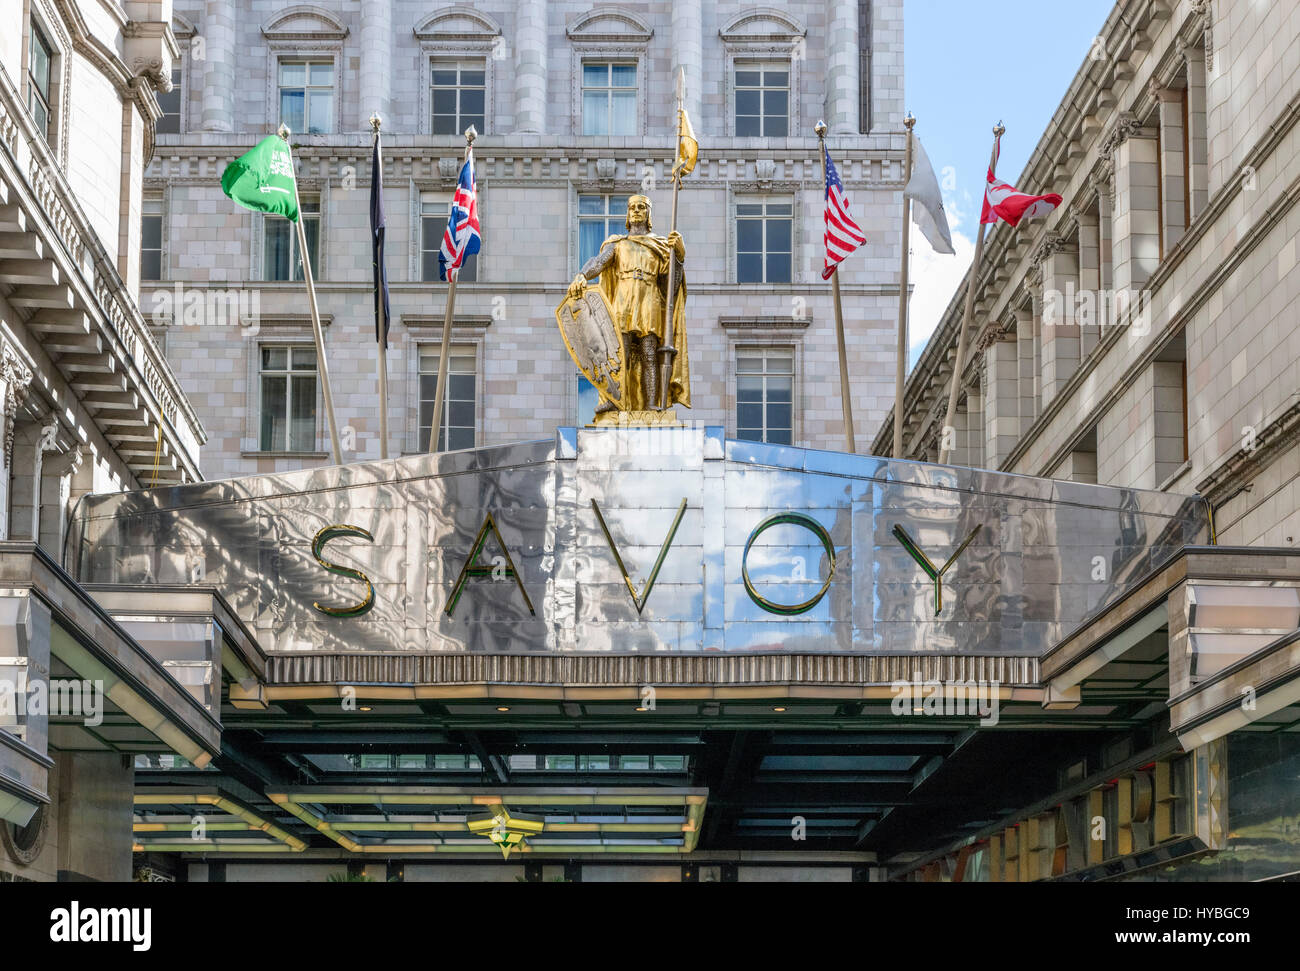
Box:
904;112;916;129
814;120;828;139
464;125;478;146
369;113;382;132
994;121;1005;137
276;123;291;140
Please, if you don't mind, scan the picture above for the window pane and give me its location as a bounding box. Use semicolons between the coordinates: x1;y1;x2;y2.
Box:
432;112;458;135
767;378;793;403
578;195;606;215
767;202;793;216
736;427;763;442
765;114;788;137
610;63;636;87
307;91;332;133
737;403;763;429
291;346;317;369
736;203;763;216
141;249;162;281
308;62;333;86
279;62;306;86
582;91;607;135
735;115;760;137
264;220;291;280
764;71;789;86
766;218;792;253
735;70;761;87
262;346;287;370
279;91;304;135
141;215;162;250
735;90;761;115
448;373;475;399
763;90;788;116
766;402;792;431
432;88;457;115
460;88;484;116
579;221;607;266
582;63;608;86
447;425;474;450
766;251;791;283
736;375;764;400
260;374;287;450
289;375;316;451
736;220;762;253
448;399;474;429
462;70;485;86
609;91;635;134
766;427;793;446
577;374;598;426
737;252;762;283
736;356;765;373
297;216;320;281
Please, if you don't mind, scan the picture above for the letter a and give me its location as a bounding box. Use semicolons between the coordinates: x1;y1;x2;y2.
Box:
445;513;535;616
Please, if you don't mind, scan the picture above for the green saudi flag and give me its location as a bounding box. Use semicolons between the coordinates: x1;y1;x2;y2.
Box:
221;136;299;221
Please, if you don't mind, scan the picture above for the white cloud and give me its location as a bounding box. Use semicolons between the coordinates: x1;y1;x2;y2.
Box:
905;189;976;370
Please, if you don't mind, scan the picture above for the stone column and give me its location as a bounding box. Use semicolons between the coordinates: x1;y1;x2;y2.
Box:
826;0;860;134
1108;117;1160;297
1181;39;1210;221
0;345;34;542
359;0;392;123
966;383;985;469
200;0;236;132
1038;238;1080;408
671;0;702;127
1015;307;1036;436
983;333;1020;468
1097;182;1114;331
1076;211;1101;359
513;0;548;133
1152;81;1187;253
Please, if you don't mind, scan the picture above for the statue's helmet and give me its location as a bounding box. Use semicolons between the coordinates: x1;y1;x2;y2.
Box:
625;195;653;231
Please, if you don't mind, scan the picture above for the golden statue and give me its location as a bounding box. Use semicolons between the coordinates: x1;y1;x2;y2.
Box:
556;195;690;418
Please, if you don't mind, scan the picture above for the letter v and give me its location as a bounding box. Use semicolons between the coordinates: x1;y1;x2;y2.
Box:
591;498;688;615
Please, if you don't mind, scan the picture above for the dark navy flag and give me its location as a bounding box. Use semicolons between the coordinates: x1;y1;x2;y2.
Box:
370;134;391;345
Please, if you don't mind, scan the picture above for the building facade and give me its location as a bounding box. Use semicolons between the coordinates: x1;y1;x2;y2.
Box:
144;0;905;480
1;0;216;882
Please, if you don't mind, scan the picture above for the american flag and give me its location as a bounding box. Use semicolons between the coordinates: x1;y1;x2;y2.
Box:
821;148;866;280
438;155;480;282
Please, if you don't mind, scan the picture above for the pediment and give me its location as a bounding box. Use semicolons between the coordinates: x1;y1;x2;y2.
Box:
566;6;653;43
261;5;349;41
414;6;503;40
720;7;806;44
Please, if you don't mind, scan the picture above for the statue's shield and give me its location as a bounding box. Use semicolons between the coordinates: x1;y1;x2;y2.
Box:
555;286;624;410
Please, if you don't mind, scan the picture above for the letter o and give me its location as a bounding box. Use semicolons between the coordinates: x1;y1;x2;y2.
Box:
741;513;836;615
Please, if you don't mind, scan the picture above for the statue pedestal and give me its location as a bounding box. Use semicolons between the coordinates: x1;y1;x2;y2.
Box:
590;409;684;428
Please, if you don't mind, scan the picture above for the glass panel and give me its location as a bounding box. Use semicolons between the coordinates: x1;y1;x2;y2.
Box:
432;69;458;86
279;91;304;136
448;399;474;429
308;62;333;86
735;70;761;87
141;249;162;281
582;63;608;87
448;374;475;399
764;71;789;86
447;425;474;450
735;90;761;115
450;355;476;373
736;427;763;442
432;88;457;115
610;91;636;135
737;252;762;283
432;113;458;135
279;62;306;86
307;91;332;133
736;203;763;216
577;374;598;426
262;346;287;370
736;375;764;400
579;221;607;266
263;219;291;280
767;427;793;445
155;71;181;134
260;375;287;451
767;354;794;373
766;218;792;253
291;346;316;369
462;70;485;86
578;195;606;215
766;402;792;431
620;755;650;770
582;91;607;136
767;202;793;215
763;90;788;116
141;215;162;250
767;378;793;403
765;114;788;137
289;375;316;451
736;220;763;252
297;215;320;281
737;403;763;429
766;251;791;283
736;356;765;373
610;63;637;87
460;88;484;116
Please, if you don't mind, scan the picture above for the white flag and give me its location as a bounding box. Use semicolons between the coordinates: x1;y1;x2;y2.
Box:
904;136;955;255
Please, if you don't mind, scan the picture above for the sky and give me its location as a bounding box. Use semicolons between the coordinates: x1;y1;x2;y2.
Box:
902;0;1116;368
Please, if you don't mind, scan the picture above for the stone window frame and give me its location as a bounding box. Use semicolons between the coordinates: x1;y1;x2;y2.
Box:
401;318;491;455
414;8;502;137
242;325;331;457
166;14;198;135
566;8;654;138
719;10;806;139
721;329;806;446
23;0;73;166
139;188;168;283
728;188;802;286
253;183;327;283
261;8;349;137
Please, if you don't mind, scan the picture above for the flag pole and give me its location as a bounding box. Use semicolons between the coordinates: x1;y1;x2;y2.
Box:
939;121;1004;465
279;124;343;465
893;113;915;459
428;126;476;453
815;120;856;454
657;68;685;411
370;113;390;460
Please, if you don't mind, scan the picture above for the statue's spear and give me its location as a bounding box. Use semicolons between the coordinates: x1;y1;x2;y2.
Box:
657;68;697;410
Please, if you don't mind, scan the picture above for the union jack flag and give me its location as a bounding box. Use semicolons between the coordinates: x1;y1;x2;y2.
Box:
822;148;866;280
438;155;480;282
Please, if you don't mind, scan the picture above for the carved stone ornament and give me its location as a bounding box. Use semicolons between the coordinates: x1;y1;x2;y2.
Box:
1;343;34;469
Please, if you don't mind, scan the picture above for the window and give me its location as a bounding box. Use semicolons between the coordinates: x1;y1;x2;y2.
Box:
420;192;477;282
418;346;476;451
28;21;53;139
155;68;182;134
259;345;317;452
431;61;485;135
735;63;789;137
264;198;319;281
578;193;630;267
581;62;636;136
736;198;793;283
141;197;163;281
278;61;333;134
736;349;794;445
577;373;599;425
